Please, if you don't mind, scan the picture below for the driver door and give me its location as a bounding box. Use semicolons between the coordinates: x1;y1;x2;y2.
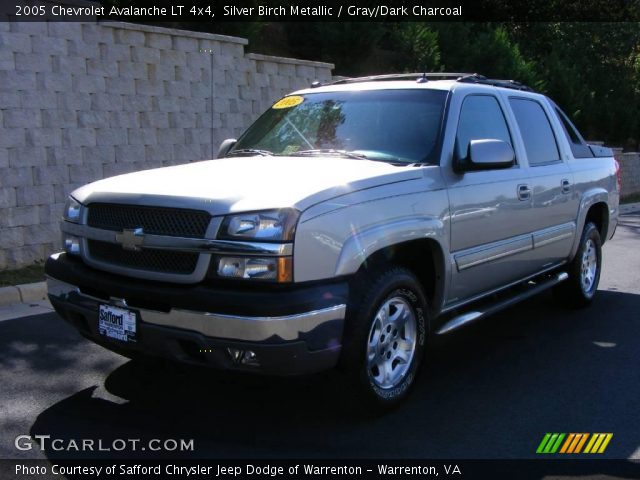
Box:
444;94;534;305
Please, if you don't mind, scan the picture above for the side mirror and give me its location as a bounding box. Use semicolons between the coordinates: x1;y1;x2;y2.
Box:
217;138;237;158
455;139;515;173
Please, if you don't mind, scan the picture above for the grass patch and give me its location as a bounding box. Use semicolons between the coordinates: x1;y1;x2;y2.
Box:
621;193;640;204
0;263;45;287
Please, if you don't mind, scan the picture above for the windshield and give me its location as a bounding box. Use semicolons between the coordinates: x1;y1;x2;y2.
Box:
229;89;448;164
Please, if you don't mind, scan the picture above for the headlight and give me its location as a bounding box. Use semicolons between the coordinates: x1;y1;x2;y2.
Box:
63;196;82;223
218;209;298;241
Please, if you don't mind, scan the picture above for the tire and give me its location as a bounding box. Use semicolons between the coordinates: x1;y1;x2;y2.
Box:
340;267;428;411
554;222;602;307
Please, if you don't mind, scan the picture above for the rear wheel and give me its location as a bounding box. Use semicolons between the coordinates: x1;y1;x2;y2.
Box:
554;222;602;307
340;267;428;410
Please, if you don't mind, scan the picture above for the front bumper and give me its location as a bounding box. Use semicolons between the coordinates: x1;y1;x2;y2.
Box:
46;253;348;375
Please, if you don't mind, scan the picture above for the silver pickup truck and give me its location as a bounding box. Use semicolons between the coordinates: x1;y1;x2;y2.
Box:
46;73;620;408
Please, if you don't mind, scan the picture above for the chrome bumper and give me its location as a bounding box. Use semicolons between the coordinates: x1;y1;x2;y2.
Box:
47;277;346;343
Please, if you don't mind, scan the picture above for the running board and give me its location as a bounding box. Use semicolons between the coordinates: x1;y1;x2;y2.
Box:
436;272;569;335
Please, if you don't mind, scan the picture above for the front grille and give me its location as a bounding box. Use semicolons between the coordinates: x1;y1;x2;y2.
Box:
87;203;211;238
88;240;199;275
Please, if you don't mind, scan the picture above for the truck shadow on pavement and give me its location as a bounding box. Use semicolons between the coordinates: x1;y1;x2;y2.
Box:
28;289;640;461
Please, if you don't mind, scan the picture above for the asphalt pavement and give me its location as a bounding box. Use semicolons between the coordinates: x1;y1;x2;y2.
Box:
1;213;639;463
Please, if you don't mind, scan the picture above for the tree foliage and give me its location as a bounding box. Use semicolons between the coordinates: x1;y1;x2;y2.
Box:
247;22;638;149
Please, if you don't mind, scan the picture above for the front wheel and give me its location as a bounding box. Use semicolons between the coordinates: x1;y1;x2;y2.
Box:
554;222;602;307
340;267;428;410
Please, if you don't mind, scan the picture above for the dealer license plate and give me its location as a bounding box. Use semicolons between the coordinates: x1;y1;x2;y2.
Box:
98;305;137;342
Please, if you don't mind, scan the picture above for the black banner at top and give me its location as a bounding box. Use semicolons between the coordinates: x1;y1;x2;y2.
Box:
1;0;640;22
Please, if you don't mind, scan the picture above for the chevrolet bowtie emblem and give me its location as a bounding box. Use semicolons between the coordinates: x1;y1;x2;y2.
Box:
115;227;144;251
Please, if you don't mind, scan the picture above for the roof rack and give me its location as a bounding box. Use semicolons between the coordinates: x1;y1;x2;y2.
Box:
457;74;534;92
313;72;473;87
310;72;535;92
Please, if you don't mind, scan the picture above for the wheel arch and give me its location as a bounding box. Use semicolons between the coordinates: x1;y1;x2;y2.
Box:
570;188;610;259
584;202;609;243
336;218;448;318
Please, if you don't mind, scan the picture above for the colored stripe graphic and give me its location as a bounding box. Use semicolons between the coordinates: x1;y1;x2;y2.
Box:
574;434;589;453
598;433;613;453
590;434;606;453
544;434;560;453
536;434;552;454
567;433;582;453
584;433;614;453
538;433;613;454
550;433;565;453
560;433;575;453
584;434;599;453
536;433;565;454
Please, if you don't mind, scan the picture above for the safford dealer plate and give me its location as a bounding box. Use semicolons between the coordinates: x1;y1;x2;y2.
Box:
98;305;137;342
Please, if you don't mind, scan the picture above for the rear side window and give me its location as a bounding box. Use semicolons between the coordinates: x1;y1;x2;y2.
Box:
455;95;512;161
509;98;560;166
552;106;593;158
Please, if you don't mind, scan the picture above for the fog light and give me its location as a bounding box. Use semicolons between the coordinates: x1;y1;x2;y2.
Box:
227;348;243;363
217;256;292;282
226;348;260;367
241;350;260;367
244;258;276;279
218;258;243;278
218;257;276;279
63;235;81;255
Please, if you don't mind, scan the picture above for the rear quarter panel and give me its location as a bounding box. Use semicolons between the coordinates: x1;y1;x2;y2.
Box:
567;156;619;255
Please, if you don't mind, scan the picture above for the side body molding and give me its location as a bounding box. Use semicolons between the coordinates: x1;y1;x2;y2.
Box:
454;234;533;272
334;217;446;277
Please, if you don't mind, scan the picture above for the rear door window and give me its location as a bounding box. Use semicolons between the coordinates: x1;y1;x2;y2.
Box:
509;98;561;166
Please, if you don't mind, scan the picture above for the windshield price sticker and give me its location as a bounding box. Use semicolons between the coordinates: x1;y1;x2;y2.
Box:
272;96;304;109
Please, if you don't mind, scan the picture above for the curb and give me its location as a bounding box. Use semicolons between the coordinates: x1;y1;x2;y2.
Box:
620;202;640;215
0;281;47;307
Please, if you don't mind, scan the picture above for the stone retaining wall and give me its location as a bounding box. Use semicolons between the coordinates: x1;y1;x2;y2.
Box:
615;152;640;200
0;18;333;269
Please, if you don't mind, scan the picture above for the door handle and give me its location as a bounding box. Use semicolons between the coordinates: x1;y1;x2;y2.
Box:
517;184;531;201
561;179;571;194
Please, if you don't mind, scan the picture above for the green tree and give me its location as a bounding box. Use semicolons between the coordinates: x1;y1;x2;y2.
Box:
510;22;640;147
283;22;386;75
394;24;441;73
433;23;540;88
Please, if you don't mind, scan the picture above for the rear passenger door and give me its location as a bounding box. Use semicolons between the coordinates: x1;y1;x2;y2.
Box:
508;97;579;265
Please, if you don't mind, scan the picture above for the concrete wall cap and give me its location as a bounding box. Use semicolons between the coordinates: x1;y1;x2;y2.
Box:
246;53;334;69
99;21;249;45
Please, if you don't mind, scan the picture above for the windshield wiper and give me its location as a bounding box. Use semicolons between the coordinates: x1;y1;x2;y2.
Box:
226;148;274;157
294;149;370;160
295;149;412;166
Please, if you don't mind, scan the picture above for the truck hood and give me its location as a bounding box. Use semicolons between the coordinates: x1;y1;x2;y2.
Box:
72;156;422;216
